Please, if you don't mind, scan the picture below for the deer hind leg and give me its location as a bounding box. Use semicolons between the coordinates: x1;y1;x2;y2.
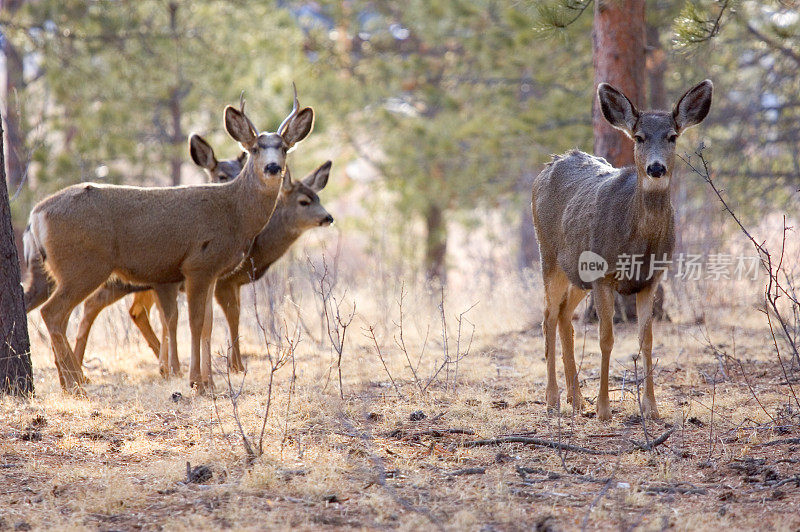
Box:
215;280;243;373
593;283;616;421
184;276;212;393
23;258;53;312
129;291;161;360
152;284;181;377
41;274;108;394
542;268;569;412
636;283;660;419
73;281;134;366
558;286;588;410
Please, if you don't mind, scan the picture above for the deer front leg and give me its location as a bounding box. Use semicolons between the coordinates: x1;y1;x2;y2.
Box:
636;283;659;419
74;285;127;367
542;270;568;412
184;276;211;393
215;280;243;372
593;283;616;421
200;281;216;390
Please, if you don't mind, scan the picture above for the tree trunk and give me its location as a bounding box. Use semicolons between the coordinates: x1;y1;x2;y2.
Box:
2;0;27;193
646;23;667;110
518;170;539;271
424;202;447;285
0;121;33;395
592;0;645;165
168;2;183;186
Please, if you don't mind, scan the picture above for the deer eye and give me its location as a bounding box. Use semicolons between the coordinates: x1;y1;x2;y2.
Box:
634;134;645;144
299;199;311;206
667;134;678;143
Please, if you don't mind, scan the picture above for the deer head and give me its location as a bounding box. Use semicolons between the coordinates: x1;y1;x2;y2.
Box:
223;83;315;189
189;135;246;183
598;80;713;192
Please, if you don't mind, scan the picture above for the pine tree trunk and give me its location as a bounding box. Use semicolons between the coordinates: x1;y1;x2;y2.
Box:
0;121;33;395
592;0;645;165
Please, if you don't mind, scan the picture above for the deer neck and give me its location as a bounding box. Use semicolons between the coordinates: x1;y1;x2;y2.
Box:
631;172;673;240
252;208;304;266
229;165;282;242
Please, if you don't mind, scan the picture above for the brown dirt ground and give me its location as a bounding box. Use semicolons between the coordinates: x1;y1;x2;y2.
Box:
3;294;800;531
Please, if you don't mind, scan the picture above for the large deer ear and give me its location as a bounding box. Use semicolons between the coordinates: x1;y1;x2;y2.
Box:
598;83;639;138
281;107;315;149
673;80;713;133
302;160;332;192
189;135;217;170
224;105;258;149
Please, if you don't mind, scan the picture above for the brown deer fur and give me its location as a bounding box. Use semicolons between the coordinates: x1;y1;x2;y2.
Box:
531;80;712;420
69;144;333;372
25;90;314;393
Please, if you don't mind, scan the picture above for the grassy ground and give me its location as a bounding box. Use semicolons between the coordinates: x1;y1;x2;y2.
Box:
3;273;800;531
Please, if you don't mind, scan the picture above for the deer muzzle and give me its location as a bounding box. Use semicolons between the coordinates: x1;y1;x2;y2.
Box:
646;162;666;178
265;162;282;176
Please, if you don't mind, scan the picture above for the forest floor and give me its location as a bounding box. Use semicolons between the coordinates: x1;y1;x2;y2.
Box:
3;291;800;531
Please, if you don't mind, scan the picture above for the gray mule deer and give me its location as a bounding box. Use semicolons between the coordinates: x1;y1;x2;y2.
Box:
25;86;314;393
531;80;712;420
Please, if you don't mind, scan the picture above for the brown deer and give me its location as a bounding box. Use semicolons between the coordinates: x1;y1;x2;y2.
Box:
23;137;247;362
70;144;334;372
531;80;712;420
24;86;314;393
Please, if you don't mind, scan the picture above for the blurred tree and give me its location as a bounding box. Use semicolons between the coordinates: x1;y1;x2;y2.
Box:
297;0;594;283
0;121;33;395
1;0;306;208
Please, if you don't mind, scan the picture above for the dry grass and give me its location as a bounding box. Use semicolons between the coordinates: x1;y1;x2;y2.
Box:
4;233;800;530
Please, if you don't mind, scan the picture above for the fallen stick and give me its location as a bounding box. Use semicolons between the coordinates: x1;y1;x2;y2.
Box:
756;437;800;447
447;467;486;477
461;428;675;455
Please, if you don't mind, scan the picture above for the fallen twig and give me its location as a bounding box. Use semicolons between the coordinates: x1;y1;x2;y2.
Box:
461;428;675;455
643;483;707;495
756;437;800;447
446;467;485;477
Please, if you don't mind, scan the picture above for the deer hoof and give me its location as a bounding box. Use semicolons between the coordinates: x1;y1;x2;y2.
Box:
568;391;584;411
596;402;612;421
641;399;660;420
545;386;560;413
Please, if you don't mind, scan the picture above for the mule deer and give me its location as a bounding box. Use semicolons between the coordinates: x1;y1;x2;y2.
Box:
531;80;712;420
25;86;314;393
66;136;250;367
71;145;334;371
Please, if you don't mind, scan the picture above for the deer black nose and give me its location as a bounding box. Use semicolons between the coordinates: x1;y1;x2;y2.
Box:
320;214;334;226
646;162;666;178
265;163;282;175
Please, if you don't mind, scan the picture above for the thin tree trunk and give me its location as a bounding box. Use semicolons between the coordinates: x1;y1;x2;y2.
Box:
646;23;667;110
0;121;33;395
168;2;183;186
2;0;27;193
424;202;447;284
